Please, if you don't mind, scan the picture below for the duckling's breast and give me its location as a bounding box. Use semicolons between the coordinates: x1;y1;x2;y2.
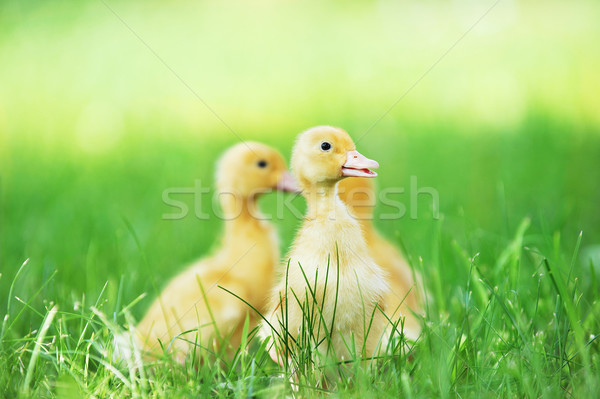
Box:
285;214;388;309
292;216;369;263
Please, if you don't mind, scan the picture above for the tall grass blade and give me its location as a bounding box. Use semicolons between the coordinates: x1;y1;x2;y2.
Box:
22;305;58;394
1;258;30;344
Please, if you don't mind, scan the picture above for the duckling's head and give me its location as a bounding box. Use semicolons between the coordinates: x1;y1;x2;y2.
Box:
337;177;376;220
216;141;297;197
291;126;379;190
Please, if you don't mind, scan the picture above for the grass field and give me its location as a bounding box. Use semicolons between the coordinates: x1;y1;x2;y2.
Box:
1;0;600;397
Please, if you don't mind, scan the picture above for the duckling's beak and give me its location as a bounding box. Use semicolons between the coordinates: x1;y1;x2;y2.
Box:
342;150;379;178
276;170;300;192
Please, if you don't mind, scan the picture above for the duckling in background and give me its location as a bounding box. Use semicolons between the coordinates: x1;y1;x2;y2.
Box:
260;126;390;366
135;142;298;361
337;177;423;341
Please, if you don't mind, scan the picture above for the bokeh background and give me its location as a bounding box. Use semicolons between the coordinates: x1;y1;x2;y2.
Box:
1;0;599;331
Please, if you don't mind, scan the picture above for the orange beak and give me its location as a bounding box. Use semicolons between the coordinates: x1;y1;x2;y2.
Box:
341;150;379;178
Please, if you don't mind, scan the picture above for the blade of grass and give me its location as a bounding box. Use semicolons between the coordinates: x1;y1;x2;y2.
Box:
1;258;30;345
543;258;589;369
22;305;58;394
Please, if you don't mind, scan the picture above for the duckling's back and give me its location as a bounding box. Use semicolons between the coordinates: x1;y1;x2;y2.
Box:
338;177;424;341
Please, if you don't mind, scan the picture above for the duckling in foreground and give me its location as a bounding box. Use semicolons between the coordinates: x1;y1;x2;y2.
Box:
337;177;423;341
135;142;298;361
260;126;390;365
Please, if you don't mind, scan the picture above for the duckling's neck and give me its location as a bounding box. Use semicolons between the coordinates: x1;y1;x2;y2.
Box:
215;193;278;291
357;219;377;245
303;183;352;221
219;193;274;247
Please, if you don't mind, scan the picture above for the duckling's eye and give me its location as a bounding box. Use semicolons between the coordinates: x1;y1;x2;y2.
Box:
320;142;332;151
257;160;268;168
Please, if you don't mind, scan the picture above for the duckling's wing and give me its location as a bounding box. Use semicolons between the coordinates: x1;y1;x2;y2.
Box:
136;264;255;356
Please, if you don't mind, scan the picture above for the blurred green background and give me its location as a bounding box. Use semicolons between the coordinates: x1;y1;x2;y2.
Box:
1;0;599;326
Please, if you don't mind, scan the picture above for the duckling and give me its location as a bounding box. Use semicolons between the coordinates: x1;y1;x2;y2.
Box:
260;126;390;366
135;141;298;361
337;177;423;341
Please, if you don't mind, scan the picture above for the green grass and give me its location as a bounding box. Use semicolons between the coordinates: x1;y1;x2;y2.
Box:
1;124;599;397
1;0;600;397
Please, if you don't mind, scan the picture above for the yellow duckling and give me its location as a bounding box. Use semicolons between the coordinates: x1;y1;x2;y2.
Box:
260;126;390;365
337;177;423;341
135;141;298;361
